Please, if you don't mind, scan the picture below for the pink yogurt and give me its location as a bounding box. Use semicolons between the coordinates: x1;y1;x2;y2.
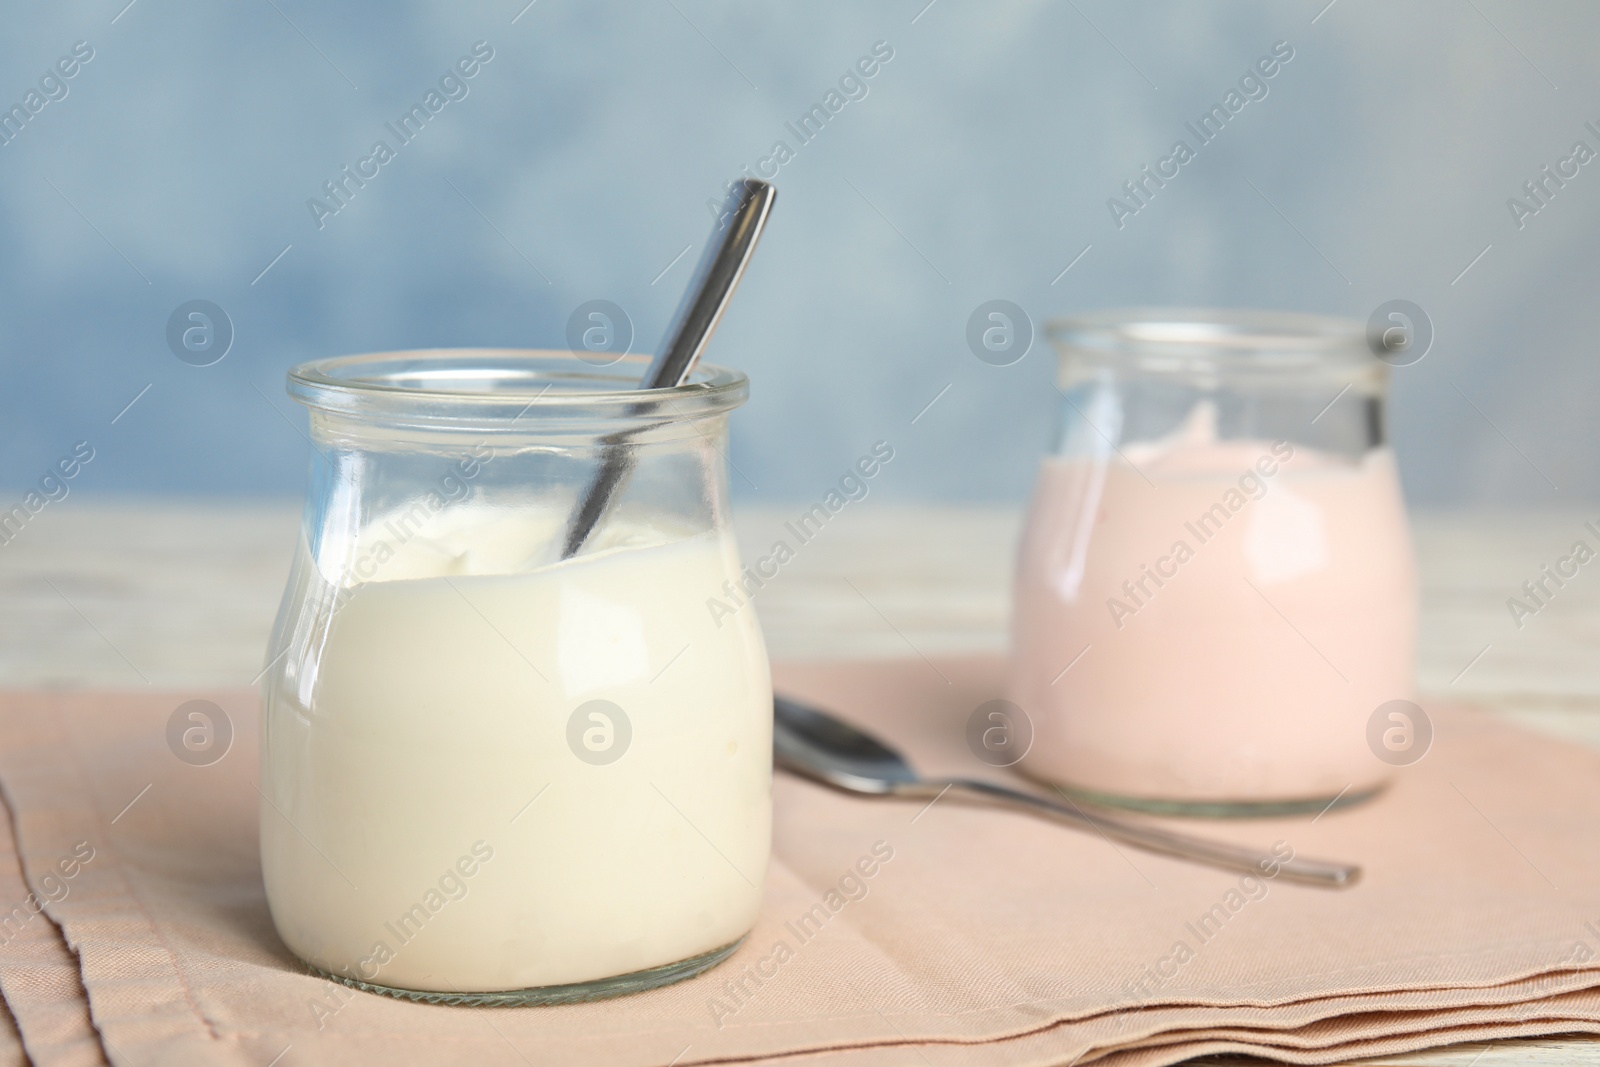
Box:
1010;408;1417;809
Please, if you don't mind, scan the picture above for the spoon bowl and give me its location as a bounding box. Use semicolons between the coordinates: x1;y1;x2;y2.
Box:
773;695;918;793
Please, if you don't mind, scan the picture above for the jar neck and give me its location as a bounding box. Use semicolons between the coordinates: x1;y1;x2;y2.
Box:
1047;311;1388;461
284;350;745;581
1049;309;1385;393
287;349;749;440
305;409;733;453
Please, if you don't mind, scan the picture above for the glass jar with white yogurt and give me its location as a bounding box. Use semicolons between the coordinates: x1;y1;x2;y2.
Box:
260;349;771;1004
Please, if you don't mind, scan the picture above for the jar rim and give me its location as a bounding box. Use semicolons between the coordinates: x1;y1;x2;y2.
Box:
1045;308;1373;369
286;348;748;427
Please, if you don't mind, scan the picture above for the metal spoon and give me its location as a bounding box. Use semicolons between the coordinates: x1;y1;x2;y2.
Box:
561;178;778;559
773;695;1361;888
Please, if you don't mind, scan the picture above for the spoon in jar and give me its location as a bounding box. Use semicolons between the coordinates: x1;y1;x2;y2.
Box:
773;694;1361;888
561;178;777;559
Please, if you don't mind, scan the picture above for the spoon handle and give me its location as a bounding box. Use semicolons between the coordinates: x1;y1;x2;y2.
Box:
643;179;777;391
560;179;776;560
929;778;1360;888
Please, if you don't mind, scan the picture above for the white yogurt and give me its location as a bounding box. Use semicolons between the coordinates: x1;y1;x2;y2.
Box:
261;507;771;993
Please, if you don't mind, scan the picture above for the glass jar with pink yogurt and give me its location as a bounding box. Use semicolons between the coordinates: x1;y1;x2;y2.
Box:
1010;309;1417;816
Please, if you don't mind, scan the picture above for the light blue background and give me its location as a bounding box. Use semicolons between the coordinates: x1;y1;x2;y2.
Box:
0;0;1595;506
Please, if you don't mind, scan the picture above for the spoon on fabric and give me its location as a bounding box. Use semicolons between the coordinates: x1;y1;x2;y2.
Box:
773;694;1361;888
561;178;777;558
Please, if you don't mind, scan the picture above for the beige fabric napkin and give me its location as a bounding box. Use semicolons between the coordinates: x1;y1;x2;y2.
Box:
0;658;1596;1066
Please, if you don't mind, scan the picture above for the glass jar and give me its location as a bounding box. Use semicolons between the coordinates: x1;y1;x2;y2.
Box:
1010;310;1417;816
260;349;771;1004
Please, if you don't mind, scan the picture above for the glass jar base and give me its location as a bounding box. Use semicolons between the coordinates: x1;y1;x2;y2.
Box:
306;936;745;1007
1051;782;1385;819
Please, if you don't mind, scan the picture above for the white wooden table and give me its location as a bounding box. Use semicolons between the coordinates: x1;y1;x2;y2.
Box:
2;501;1596;1065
